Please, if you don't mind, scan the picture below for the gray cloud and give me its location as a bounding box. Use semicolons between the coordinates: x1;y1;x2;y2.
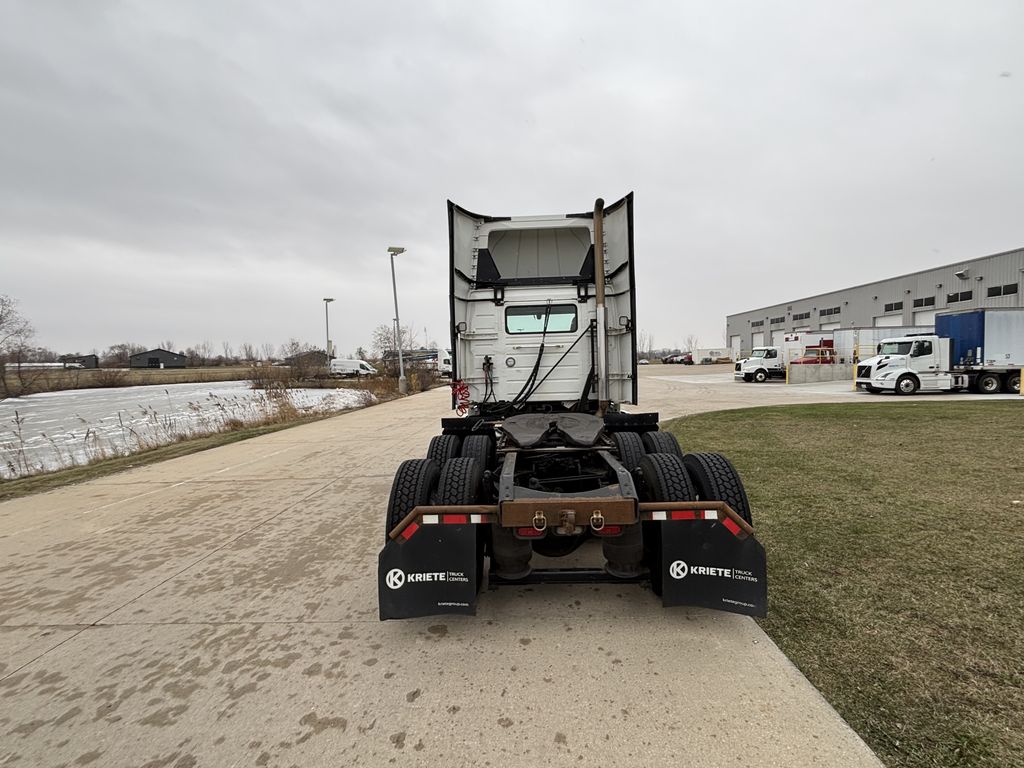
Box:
2;1;1022;356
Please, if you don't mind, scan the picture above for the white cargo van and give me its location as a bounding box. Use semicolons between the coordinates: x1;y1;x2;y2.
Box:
330;359;377;377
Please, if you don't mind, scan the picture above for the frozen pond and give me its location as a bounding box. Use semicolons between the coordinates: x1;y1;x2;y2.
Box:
0;380;374;479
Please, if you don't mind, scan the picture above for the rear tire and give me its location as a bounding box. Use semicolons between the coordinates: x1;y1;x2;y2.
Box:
436;457;482;505
1006;372;1021;395
436;458;485;588
977;373;1001;394
611;431;646;473
641;431;683;457
460;433;496;472
385;459;439;541
682;452;752;525
427;434;461;464
895;374;919;395
637;453;698;595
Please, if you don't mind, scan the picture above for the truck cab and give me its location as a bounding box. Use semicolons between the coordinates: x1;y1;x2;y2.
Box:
734;346;784;382
789;346;837;365
855;334;962;394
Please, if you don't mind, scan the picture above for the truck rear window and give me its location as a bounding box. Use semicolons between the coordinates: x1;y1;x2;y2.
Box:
505;304;578;334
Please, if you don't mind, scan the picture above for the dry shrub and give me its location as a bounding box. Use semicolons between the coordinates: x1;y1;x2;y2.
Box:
248;364;294;391
94;368;129;387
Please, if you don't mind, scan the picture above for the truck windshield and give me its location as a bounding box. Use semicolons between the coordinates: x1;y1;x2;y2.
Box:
878;341;913;355
750;349;768;358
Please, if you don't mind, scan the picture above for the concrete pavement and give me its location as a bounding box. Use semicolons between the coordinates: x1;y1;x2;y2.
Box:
0;367;886;767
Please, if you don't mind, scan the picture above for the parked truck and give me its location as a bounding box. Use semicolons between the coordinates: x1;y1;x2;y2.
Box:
855;308;1023;395
378;194;767;620
734;333;833;382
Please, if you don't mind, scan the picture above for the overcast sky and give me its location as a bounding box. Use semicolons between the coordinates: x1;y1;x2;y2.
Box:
2;1;1022;357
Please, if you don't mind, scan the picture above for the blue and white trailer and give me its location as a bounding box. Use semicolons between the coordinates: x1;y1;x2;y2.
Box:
855;308;1023;395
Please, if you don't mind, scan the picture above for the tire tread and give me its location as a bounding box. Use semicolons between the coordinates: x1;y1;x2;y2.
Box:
682;452;752;524
385;458;439;540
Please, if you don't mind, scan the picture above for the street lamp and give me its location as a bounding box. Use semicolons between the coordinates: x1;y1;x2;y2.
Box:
323;297;334;364
387;246;408;394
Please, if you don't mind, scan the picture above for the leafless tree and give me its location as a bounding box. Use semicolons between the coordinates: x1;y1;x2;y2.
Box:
637;329;655;358
188;340;213;366
0;294;33;361
684;334;699;353
261;343;276;362
101;343;145;367
221;341;235;363
0;297;40;397
239;342;257;362
371;321;420;357
159;340;175;352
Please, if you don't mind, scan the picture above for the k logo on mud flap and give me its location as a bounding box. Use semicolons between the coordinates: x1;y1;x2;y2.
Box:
385;568;405;589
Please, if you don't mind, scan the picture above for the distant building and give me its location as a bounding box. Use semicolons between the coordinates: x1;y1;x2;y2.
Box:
129;349;187;369
63;354;99;369
283;350;328;367
726;246;1024;357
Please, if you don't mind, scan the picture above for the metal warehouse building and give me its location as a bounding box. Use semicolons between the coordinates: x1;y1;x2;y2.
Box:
726;246;1024;357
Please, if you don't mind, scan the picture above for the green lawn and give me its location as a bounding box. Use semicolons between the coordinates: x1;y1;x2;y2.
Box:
663;401;1024;768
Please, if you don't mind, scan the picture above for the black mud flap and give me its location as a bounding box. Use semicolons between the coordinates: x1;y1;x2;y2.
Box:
378;524;480;620
659;520;768;617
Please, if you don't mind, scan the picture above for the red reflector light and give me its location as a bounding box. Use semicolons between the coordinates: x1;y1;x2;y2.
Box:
443;514;469;524
400;522;419;540
516;527;545;538
670;510;700;521
592;525;622;537
722;517;743;537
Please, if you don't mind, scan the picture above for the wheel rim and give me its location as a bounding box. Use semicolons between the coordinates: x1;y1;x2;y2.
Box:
980;377;998;393
899;378;915;393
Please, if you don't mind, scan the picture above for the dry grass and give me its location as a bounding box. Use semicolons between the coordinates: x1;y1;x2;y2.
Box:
1;365;256;397
662;401;1024;768
0;416;330;502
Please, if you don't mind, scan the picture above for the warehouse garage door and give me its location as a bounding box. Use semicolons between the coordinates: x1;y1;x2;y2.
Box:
729;335;741;358
771;330;786;345
873;315;904;327
752;332;765;347
913;309;936;325
820;322;841;331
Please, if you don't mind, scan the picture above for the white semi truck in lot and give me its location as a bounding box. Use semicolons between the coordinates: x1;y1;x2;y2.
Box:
855;308;1023;395
734;332;833;382
378;194;768;620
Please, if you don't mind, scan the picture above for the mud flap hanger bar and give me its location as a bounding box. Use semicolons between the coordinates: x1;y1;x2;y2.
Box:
387;501;753;541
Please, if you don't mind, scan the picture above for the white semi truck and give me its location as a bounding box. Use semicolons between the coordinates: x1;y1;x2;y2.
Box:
378;194;768;620
855;308;1023;395
734;332;833;382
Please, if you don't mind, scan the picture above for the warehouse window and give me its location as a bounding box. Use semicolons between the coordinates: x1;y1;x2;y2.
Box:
819;306;841;317
792;311;810;321
883;301;903;313
987;282;1019;297
946;290;973;304
750;320;764;328
912;296;935;308
770;316;785;324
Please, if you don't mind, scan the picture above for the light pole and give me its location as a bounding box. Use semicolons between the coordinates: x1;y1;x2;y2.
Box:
387;246;408;394
323;297;334;365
